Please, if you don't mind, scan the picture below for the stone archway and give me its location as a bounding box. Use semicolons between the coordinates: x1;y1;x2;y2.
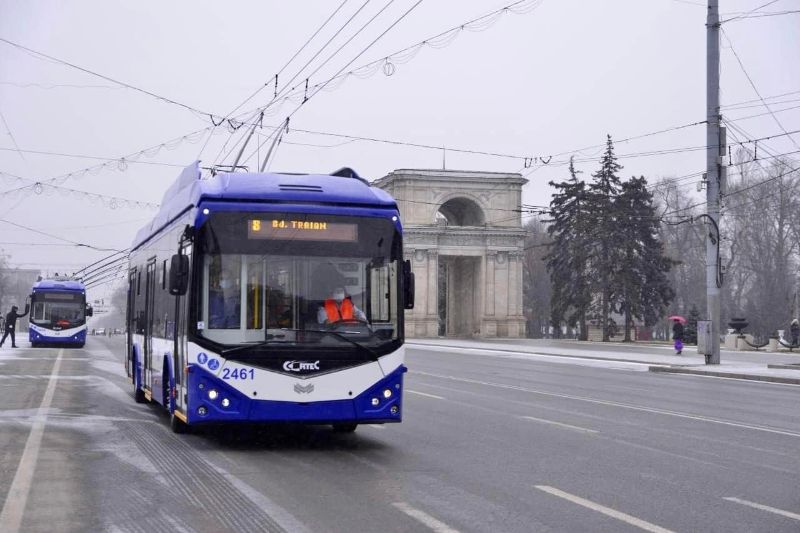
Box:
374;169;527;338
436;196;485;226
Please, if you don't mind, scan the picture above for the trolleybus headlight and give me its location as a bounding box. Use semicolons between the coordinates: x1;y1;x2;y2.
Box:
383;389;392;399
221;398;230;408
208;389;219;400
198;406;208;416
390;406;399;415
371;397;380;406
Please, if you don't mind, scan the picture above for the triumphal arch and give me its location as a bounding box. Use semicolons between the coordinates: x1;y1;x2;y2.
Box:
374;169;527;338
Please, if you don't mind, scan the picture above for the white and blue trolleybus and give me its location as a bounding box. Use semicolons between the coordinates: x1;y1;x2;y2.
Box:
29;278;92;347
127;162;414;433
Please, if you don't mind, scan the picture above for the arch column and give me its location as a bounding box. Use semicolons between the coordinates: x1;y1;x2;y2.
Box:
406;248;439;337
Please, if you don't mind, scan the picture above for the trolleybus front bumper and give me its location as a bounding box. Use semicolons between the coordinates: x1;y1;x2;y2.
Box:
184;364;406;425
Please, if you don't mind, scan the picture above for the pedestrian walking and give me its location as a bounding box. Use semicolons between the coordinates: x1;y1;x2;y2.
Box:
0;304;29;348
790;319;800;347
672;318;685;355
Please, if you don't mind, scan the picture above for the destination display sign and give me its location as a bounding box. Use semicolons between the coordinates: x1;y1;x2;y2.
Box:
247;219;358;242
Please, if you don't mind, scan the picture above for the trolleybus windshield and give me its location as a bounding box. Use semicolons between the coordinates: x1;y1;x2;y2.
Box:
31;292;86;328
195;212;401;355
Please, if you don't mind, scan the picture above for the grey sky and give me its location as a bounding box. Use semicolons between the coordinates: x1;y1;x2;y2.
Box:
0;0;798;300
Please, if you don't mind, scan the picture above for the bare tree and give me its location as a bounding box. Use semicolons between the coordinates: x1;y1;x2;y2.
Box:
522;217;552;338
653;180;705;322
722;155;800;337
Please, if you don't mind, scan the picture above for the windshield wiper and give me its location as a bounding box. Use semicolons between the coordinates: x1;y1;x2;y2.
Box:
311;329;379;361
220;329;378;360
221;334;288;356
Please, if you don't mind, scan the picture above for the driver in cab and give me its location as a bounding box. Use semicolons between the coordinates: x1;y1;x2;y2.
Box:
318;287;366;325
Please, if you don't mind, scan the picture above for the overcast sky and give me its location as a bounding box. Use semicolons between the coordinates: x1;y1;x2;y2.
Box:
0;0;798;300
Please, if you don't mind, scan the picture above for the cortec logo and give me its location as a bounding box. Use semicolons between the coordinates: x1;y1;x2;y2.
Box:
197;352;208;365
283;360;320;372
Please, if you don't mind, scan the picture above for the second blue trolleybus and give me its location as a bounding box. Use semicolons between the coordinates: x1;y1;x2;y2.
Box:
29;278;91;347
127;162;414;433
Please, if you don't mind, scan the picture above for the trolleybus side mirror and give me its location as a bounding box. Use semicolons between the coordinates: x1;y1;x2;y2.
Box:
403;259;415;310
86;305;93;317
169;254;190;296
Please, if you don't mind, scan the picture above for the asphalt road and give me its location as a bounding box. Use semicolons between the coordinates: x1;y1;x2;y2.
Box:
0;336;798;532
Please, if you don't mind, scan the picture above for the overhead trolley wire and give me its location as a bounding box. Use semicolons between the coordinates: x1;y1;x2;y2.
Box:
0;37;215;119
720;0;782;23
197;0;354;157
215;0;543;166
721;27;800;151
211;0;387;166
0;218;123;252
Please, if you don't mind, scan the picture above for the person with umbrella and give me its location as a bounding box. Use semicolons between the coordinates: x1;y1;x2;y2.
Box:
670;315;686;355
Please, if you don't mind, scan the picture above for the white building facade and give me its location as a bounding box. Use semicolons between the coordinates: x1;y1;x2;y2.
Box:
374;169;527;338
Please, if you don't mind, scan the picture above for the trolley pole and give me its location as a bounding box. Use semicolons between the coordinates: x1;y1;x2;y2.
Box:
706;0;722;364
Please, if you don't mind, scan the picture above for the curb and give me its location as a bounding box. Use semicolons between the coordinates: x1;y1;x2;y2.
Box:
767;364;800;370
407;342;687;366
648;366;800;385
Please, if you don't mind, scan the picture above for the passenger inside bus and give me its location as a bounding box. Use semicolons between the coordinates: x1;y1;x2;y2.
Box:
209;268;241;328
265;270;292;328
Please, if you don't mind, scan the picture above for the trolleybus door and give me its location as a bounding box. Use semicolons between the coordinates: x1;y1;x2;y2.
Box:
126;269;136;379
144;260;156;390
173;241;192;411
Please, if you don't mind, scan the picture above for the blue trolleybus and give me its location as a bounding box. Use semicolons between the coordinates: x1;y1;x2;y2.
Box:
127;162;414;433
29;278;91;347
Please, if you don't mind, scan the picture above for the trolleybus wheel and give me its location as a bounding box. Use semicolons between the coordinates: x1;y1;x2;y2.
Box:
170;411;189;434
31;342;39;348
133;375;146;404
164;375;188;434
332;423;358;433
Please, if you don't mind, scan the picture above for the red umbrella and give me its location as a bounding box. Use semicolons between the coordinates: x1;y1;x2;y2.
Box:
668;315;687;324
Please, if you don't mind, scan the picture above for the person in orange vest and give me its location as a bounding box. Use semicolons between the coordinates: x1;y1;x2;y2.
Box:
317;287;366;325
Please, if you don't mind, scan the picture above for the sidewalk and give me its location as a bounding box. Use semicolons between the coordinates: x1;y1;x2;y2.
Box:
406;338;800;385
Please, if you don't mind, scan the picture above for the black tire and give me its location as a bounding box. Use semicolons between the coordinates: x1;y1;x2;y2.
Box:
170;411;189;434
332;423;358;433
30;342;39;348
133;374;146;404
76;342;85;349
164;367;188;434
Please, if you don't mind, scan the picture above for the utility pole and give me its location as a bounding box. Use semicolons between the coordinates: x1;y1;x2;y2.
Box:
706;0;722;364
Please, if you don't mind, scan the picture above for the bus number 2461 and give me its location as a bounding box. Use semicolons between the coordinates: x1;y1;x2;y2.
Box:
222;368;255;380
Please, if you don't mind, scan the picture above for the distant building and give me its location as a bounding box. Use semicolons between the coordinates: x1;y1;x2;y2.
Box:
0;268;41;322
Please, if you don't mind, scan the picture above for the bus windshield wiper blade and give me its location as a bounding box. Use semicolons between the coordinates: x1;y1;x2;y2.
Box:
315;330;378;360
221;335;286;356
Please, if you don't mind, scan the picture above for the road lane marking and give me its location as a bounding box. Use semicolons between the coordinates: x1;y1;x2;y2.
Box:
416;371;800;438
392;502;459;533
723;497;800;521
521;416;598;434
0;348;64;533
407;389;445;400
534;486;675;533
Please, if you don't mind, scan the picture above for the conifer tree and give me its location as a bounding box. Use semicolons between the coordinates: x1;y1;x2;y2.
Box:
545;158;591;339
616;175;675;340
586;135;624;341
